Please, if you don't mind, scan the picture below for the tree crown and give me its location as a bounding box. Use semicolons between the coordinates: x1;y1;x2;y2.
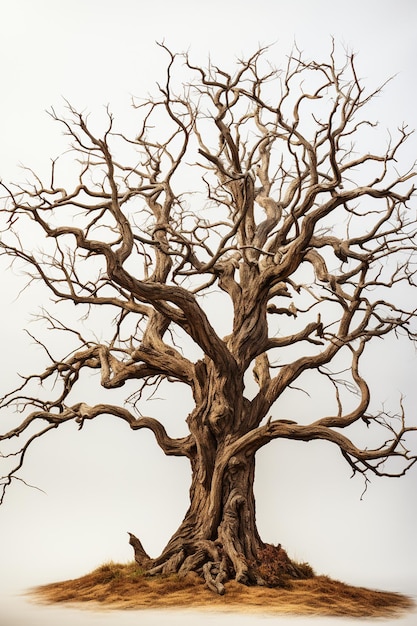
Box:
1;44;416;502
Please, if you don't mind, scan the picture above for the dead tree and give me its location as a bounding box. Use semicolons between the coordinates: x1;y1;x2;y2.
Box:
1;44;416;592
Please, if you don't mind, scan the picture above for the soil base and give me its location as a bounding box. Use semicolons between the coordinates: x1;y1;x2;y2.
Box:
30;561;414;618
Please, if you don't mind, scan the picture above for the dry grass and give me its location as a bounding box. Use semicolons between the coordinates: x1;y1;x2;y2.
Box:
30;561;414;618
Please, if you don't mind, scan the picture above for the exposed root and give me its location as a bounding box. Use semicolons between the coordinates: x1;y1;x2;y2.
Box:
128;532;313;595
203;560;227;595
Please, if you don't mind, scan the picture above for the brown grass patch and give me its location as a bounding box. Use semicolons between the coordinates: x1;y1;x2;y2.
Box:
30;561;414;618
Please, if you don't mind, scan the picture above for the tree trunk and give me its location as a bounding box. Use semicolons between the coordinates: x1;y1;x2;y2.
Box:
129;368;310;594
130;437;265;594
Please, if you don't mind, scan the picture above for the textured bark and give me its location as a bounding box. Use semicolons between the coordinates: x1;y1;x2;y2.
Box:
130;432;264;591
127;366;266;589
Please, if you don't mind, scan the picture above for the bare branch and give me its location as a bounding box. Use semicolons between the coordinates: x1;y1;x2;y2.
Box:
1;44;416;587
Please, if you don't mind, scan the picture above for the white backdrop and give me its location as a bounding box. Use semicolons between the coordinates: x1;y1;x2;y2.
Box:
0;2;416;625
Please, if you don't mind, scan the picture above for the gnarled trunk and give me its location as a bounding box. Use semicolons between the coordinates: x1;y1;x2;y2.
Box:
129;365;310;594
129;363;266;594
130;445;264;594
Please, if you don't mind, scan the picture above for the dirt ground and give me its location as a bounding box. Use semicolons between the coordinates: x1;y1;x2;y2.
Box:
31;561;415;618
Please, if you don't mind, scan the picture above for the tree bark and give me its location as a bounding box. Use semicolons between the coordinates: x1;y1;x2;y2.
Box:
130;442;264;593
128;357;317;593
128;361;268;593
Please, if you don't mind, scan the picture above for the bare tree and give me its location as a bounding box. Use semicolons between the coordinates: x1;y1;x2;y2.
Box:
1;44;416;593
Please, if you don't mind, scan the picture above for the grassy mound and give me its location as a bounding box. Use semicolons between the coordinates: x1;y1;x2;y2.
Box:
31;561;414;618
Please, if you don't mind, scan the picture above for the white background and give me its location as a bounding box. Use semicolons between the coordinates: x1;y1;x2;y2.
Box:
0;1;416;625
